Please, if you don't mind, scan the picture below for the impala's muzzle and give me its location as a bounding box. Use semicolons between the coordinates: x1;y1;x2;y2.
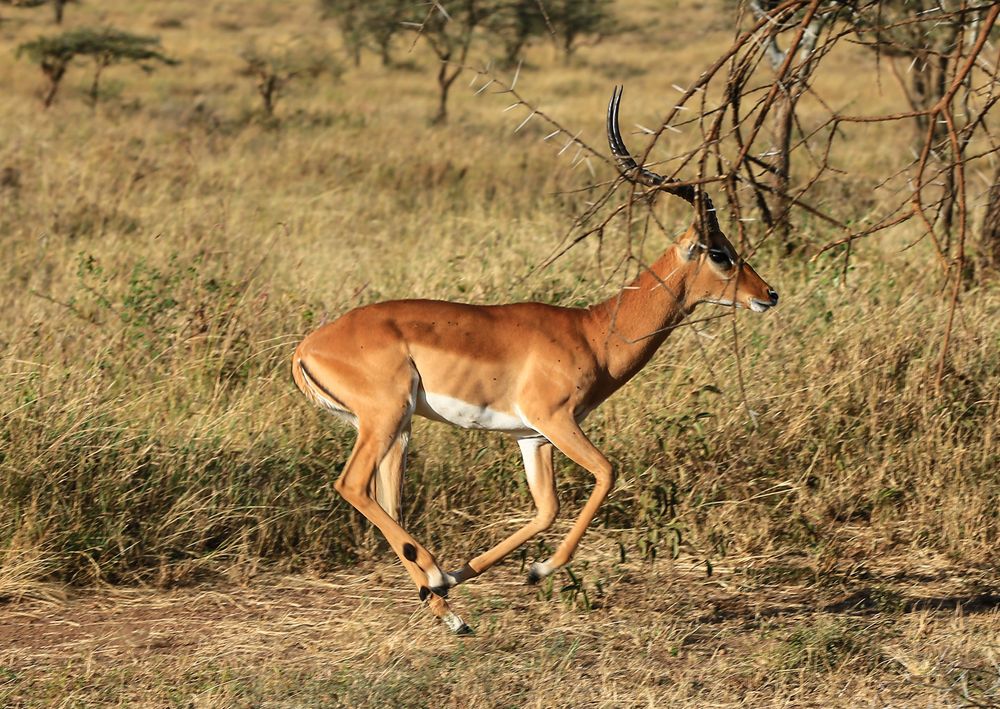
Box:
749;288;779;312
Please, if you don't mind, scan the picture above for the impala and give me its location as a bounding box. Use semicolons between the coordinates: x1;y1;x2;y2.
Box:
292;87;778;634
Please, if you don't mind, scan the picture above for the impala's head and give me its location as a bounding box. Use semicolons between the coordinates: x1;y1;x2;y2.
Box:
672;224;778;312
607;86;779;314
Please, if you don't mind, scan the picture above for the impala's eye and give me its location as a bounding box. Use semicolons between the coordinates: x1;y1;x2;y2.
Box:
708;248;733;267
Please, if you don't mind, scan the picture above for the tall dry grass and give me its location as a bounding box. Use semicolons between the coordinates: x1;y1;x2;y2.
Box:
0;0;997;601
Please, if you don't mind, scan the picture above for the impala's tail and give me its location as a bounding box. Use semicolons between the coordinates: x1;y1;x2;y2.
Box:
290;353;310;400
291;354;358;425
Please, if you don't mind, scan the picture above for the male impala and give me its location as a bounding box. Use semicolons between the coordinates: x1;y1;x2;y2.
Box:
292;87;778;634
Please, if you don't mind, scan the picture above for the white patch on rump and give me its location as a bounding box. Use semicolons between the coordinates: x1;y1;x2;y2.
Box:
416;390;536;434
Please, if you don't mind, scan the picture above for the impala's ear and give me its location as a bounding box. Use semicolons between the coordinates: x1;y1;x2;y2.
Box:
676;224;703;261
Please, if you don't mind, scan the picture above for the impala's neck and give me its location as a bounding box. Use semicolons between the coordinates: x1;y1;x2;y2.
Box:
585;242;692;385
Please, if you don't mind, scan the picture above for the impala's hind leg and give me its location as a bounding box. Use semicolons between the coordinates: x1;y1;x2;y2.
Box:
336;419;469;634
369;425;409;523
298;353;468;633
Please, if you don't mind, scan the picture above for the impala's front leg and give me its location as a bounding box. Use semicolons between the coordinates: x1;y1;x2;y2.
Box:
523;414;615;584
446;437;559;585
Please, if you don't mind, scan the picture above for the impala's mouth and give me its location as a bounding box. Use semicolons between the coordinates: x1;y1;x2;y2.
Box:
749;289;779;312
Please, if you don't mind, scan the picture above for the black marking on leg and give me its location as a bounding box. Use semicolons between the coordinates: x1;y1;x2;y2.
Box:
402;543;418;562
526;567;543;585
430;584;449;598
419;585;431;602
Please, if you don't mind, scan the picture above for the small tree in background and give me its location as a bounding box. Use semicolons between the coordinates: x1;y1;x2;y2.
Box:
318;0;405;67
405;0;501;124
1;0;78;24
0;0;46;16
240;42;342;117
318;0;367;67
328;0;616;122
746;0;836;252
18;27;176;108
80;29;177;108
362;0;406;67
547;0;616;60
16;31;75;107
485;0;549;67
52;0;76;23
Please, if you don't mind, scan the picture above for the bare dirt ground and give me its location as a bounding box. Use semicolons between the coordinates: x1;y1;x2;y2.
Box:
2;547;998;707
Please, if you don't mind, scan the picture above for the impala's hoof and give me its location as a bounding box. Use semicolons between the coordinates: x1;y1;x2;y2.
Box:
526;561;550;585
443;611;472;635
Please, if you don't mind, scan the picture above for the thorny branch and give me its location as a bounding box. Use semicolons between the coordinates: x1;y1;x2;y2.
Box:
476;0;999;391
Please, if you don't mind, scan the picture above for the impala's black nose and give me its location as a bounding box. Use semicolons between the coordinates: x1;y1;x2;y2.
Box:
768;289;779;305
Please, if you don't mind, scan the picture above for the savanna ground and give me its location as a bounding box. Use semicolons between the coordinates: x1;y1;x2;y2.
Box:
1;0;998;706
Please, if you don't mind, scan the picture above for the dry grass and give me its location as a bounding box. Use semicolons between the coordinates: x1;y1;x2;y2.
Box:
2;551;998;707
1;0;998;706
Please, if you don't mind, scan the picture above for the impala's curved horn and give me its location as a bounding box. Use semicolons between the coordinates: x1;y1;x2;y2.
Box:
607;86;720;235
607;85;663;188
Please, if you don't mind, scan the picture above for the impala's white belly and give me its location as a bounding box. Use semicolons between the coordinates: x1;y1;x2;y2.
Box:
416;390;536;435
